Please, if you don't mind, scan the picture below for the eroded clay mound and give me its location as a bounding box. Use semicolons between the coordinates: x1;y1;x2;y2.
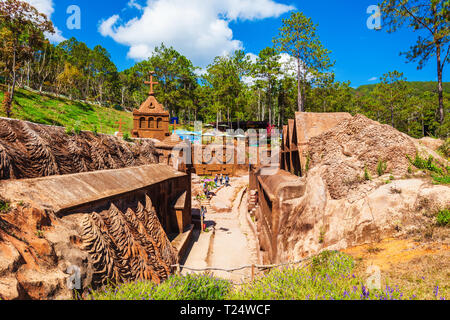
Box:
306;114;417;199
0;118;159;180
0;195;178;300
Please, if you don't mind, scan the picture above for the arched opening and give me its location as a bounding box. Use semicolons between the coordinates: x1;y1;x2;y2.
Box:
148;117;155;129
139;117;146;129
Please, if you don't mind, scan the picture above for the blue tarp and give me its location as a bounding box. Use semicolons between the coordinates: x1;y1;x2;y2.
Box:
174;130;202;143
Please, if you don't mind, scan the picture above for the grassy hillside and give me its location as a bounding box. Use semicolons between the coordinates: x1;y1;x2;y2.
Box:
0;88;133;135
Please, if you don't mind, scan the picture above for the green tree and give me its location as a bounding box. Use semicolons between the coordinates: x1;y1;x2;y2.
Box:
91;45;118;105
204;50;251;126
127;44;198;119
0;0;54;115
373;71;411;129
254;47;282;124
380;0;449;126
274;11;335;112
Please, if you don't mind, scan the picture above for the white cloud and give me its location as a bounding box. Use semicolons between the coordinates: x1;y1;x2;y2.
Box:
242;52;298;86
23;0;66;43
368;77;378;81
24;0;54;18
45;26;66;43
99;0;295;67
246;53;258;64
128;0;144;11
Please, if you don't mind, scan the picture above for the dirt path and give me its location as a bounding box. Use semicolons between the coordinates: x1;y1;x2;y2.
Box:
182;176;258;283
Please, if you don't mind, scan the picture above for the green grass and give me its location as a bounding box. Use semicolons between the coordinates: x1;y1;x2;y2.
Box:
87;251;444;301
408;153;450;185
364;166;372;181
0;199;10;213
377;159;388;176
0;88;133;135
87;273;231;300
436;209;450;227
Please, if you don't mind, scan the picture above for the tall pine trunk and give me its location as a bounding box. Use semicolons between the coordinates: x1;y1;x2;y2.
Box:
297;57;304;112
436;44;444;125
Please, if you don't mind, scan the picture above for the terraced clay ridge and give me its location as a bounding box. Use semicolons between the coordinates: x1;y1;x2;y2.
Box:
0;117;159;180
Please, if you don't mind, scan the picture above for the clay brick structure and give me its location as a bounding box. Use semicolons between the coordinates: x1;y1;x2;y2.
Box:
0;118;192;299
132;72;170;140
154;133;276;177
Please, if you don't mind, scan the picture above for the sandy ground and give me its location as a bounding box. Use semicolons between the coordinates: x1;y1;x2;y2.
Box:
181;176;258;284
343;237;450;299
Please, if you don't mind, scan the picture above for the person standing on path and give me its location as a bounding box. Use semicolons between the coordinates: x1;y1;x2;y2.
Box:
203;182;209;199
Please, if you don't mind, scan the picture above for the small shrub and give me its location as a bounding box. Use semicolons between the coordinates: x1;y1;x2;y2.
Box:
123;132;132;142
305;154;311;173
408;153;449;185
319;228;325;244
36;230;44;238
364;166;372;181
377;159;387;176
436;209;450;227
0;199;10;213
432;174;450;185
410;154;443;175
408;165;413;174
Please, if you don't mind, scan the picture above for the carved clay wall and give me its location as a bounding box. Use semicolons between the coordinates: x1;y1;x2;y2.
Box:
0;117;159;181
250;167;304;264
0;164;191;299
0;119;192;299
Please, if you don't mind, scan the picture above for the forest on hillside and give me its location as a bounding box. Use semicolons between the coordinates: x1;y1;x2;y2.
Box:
0;0;448;139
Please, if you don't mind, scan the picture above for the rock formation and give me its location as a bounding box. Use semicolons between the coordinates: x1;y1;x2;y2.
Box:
306;114;418;200
252;114;449;264
281;116;449;260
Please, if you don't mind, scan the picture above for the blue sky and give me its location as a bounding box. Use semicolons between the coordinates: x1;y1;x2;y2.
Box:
31;0;448;88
